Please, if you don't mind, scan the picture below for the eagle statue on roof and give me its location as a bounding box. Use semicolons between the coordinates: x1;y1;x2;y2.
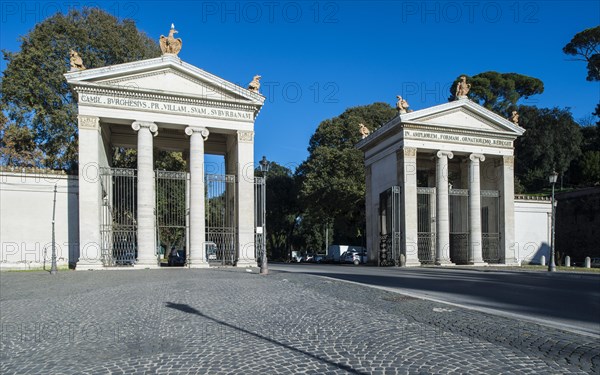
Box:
160;24;182;55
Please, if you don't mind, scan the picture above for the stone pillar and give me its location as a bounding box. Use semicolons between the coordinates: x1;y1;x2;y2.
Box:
497;155;517;265
76;115;104;270
435;151;454;265
468;153;487;266
132;121;158;268
365;165;376;264
397;147;420;266
235;130;257;267
185;126;210;268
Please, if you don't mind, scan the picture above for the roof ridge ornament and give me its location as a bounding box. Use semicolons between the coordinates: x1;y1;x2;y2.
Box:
396;95;410;114
248;75;261;93
455;75;471;100
69;50;86;71
160;23;182;56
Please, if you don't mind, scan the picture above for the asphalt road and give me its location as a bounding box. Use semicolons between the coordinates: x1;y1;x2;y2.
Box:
270;263;600;337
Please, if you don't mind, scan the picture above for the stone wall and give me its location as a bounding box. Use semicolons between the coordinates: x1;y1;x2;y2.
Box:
0;170;79;270
514;196;551;265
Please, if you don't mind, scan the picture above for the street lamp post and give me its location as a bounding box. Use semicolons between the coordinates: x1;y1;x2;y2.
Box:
259;156;270;275
50;184;58;275
548;171;558;272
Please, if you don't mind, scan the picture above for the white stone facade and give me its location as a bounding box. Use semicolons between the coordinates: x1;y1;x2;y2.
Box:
357;98;525;266
64;55;265;269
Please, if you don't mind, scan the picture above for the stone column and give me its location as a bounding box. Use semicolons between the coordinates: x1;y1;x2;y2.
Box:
397;147;420;266
497;155;517;265
76;115;104;270
132;121;158;267
365;165;376;264
435;151;454;265
235;130;256;267
468;153;487;266
185;126;210;268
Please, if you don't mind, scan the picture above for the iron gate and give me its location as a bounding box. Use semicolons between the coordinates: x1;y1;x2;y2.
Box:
379;186;401;266
481;190;500;263
206;174;236;265
156;170;188;264
449;188;469;264
417;187;436;264
100;167;137;267
254;177;266;264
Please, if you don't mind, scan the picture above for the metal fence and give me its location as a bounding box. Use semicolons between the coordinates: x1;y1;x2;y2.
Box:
100;167;137;267
417;187;436;264
379;186;401;266
206;174;236;265
449;188;469;264
156;170;188;263
254;177;265;264
481;190;500;263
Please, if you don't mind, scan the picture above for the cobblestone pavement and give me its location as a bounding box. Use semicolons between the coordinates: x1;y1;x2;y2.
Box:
1;268;598;374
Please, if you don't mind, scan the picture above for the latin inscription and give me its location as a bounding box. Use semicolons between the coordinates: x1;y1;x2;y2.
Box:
404;130;512;148
79;94;253;121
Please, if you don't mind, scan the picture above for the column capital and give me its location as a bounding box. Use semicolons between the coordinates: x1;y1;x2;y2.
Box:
436;150;454;159
132;121;158;136
398;147;417;159
78;115;99;130
469;153;485;162
237;130;254;143
185;126;209;140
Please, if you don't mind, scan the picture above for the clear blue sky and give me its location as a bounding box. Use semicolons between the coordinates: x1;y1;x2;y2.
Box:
1;1;598;169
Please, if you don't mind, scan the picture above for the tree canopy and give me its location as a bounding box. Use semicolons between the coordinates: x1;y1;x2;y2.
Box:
1;8;160;172
449;72;544;115
563;26;600;82
514;106;583;191
298;102;396;245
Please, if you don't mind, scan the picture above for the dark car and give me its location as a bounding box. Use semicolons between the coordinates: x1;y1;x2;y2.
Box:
168;248;186;266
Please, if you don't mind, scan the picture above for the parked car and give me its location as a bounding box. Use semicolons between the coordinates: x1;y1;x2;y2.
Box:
205;242;218;261
342;250;367;265
168;248;186;266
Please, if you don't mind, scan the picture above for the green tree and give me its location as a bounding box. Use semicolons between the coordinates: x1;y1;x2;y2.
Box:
563;26;600;82
0;111;42;167
298;102;396;245
256;162;300;260
515;106;583;191
449;72;544;115
1;8;160;172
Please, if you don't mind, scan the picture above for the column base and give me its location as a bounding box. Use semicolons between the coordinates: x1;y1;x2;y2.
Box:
467;261;488;266
133;262;160;270
187;262;210;269
75;263;105;271
235;259;258;267
435;260;455;266
403;260;422;267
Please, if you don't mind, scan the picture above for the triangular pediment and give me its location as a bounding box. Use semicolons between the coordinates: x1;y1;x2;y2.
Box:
64;55;264;107
400;99;525;136
96;68;241;101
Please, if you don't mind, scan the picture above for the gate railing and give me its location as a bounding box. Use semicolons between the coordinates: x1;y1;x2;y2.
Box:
417;187;436;264
481;190;500;263
156;170;188;264
449;188;469;264
379;186;401;266
100;167;137;267
254;177;266;264
206;174;237;265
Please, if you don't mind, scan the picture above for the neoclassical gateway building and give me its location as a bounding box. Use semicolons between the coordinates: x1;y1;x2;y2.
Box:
65;32;265;269
357;92;526;267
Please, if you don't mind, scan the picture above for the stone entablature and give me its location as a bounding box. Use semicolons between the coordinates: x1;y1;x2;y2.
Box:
65;55;265;126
